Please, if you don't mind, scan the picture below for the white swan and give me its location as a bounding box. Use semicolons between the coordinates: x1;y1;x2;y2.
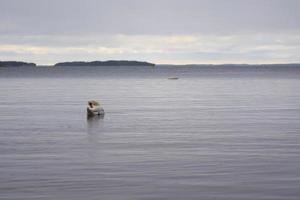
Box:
87;100;105;116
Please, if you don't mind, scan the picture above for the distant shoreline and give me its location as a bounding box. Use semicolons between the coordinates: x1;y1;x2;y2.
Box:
54;60;155;67
0;61;36;67
0;60;155;67
1;60;300;68
157;63;300;67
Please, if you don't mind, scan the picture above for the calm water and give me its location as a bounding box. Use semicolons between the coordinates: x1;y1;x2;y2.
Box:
0;65;300;200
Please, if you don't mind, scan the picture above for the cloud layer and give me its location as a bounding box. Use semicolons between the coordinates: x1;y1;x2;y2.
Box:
1;33;299;64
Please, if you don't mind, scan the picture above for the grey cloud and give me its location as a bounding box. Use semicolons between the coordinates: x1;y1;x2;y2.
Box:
1;33;299;64
0;0;299;35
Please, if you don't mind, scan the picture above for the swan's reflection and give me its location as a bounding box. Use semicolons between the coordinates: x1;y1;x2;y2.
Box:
86;114;104;135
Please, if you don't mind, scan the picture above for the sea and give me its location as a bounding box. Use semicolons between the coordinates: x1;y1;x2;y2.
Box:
0;65;300;200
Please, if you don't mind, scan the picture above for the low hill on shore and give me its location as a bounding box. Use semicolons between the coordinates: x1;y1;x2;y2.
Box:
0;61;36;67
54;60;155;67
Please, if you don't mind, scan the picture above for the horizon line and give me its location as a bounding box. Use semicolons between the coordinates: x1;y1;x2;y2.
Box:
38;62;300;66
2;60;300;66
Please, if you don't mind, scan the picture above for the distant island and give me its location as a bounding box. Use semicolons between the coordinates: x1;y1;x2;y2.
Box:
0;61;36;67
1;60;299;68
54;60;155;67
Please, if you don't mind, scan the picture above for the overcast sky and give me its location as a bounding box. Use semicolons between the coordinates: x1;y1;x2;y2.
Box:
0;0;299;64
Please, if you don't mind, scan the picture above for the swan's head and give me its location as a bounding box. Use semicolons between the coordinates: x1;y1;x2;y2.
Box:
88;100;100;107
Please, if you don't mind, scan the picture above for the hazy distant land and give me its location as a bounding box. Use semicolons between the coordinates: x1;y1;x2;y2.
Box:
2;60;300;68
0;61;36;67
0;60;156;67
54;60;156;67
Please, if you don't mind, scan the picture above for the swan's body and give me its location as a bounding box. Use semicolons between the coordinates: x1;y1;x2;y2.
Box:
87;100;105;116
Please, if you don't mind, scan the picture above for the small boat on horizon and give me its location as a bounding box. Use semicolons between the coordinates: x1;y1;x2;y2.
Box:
168;77;179;80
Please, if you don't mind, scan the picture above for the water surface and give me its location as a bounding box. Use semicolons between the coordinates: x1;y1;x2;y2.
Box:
0;65;300;200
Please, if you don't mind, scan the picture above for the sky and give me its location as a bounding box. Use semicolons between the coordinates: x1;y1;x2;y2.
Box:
0;0;299;65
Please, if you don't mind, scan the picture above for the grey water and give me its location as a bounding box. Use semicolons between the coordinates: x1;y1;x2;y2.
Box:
0;65;300;200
